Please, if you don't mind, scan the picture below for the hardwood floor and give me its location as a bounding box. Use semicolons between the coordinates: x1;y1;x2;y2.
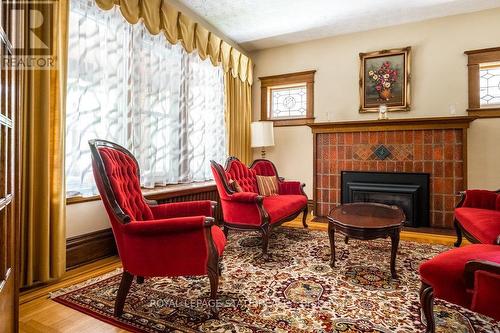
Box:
20;214;462;332
20;257;125;333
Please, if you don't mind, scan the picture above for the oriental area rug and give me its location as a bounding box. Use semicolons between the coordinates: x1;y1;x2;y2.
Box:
51;228;500;333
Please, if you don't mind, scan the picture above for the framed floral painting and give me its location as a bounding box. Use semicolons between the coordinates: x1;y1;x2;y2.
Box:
359;47;411;112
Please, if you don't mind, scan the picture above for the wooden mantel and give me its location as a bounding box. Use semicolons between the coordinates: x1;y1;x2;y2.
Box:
307;116;477;133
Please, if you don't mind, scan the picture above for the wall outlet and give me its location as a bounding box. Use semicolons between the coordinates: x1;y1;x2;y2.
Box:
448;104;457;115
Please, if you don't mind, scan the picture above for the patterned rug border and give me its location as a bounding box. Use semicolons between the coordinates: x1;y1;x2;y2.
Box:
50;268;123;298
53;295;148;333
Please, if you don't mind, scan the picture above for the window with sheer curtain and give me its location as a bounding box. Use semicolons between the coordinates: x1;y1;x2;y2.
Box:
66;0;227;197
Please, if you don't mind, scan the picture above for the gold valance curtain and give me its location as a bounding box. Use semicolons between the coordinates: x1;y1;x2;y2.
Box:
95;0;253;85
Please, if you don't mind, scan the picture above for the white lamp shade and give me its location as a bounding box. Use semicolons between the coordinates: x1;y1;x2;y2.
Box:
251;121;275;148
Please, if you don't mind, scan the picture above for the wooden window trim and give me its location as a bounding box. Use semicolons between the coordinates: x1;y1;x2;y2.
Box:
259;70;316;127
465;46;500;118
66;180;216;205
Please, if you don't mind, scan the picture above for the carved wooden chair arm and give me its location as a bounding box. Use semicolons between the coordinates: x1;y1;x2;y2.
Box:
464;259;500;289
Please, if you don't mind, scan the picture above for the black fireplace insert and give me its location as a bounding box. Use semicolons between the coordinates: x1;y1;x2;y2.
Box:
341;171;430;227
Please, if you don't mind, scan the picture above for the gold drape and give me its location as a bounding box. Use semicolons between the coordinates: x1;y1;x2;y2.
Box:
225;74;252;164
95;0;253;85
20;0;68;287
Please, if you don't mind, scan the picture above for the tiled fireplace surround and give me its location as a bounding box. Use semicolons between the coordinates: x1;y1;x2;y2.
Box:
310;117;475;229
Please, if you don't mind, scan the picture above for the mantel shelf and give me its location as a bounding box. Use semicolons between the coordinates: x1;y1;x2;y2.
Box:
307;116;477;133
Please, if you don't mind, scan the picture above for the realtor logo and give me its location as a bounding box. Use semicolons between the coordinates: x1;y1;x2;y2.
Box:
2;1;56;69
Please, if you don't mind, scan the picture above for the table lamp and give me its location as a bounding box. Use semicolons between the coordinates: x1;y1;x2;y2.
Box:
251;121;275;159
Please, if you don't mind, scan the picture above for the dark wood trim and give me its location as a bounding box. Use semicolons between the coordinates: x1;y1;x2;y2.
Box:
467;108;500;118
465;47;500;64
66;182;217;205
259;70;316;126
66;195;100;205
66;229;117;270
142;181;217;201
307;116;477;133
270;117;315;127
259;70;316;87
465;46;500;116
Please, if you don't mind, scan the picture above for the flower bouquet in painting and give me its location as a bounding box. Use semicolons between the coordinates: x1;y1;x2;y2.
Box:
368;61;398;101
359;47;411;112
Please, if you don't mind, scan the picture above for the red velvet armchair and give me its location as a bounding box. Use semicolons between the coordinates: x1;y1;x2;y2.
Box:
419;244;500;332
210;157;308;256
89;139;226;316
454;189;500;246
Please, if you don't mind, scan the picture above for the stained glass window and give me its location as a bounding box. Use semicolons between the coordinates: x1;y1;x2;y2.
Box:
480;66;500;106
270;85;307;118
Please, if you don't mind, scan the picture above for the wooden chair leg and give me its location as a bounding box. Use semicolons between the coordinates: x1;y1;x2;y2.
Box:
136;276;144;284
420;282;435;333
453;220;462;247
114;271;134;317
218;261;223;277
302;205;309;228
207;255;220;317
261;224;270;258
223;225;229;238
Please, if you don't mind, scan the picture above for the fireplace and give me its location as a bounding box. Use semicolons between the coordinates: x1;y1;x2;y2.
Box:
341;171;430;227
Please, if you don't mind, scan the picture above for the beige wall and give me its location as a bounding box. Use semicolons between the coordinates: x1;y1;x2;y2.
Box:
67;8;500;237
66;201;110;238
251;8;500;198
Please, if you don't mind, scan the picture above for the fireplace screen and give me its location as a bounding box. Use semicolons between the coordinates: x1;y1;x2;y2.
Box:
342;171;429;227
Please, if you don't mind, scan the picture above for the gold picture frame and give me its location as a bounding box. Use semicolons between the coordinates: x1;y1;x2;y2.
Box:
359;47;411;113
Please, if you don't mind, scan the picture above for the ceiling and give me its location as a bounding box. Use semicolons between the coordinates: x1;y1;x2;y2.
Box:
176;0;500;51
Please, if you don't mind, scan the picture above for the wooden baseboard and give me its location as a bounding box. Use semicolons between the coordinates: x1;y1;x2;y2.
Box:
307;199;314;213
66;229;117;270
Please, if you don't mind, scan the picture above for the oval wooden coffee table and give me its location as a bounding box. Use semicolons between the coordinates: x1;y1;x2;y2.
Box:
327;202;405;279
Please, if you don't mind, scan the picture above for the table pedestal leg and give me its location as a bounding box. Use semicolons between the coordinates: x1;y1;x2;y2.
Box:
328;223;336;267
390;230;400;279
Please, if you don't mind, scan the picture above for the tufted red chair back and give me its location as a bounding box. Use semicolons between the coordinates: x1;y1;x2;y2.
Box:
251;159;278;177
226;158;258;193
90;141;153;224
98;148;154;221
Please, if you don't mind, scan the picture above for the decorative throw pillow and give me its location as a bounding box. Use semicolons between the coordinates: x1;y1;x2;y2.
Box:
228;179;243;192
256;175;279;196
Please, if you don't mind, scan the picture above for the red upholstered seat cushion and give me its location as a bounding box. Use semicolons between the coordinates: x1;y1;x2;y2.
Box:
419;244;500;308
455;207;500;244
211;226;226;256
263;195;308;224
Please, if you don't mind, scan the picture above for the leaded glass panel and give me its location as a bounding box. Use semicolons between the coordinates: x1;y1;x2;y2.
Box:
480;67;500;106
270;85;307;118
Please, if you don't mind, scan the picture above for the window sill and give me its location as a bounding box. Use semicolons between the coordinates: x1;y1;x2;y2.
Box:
66;180;217;205
268;117;315;127
467;107;500;118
